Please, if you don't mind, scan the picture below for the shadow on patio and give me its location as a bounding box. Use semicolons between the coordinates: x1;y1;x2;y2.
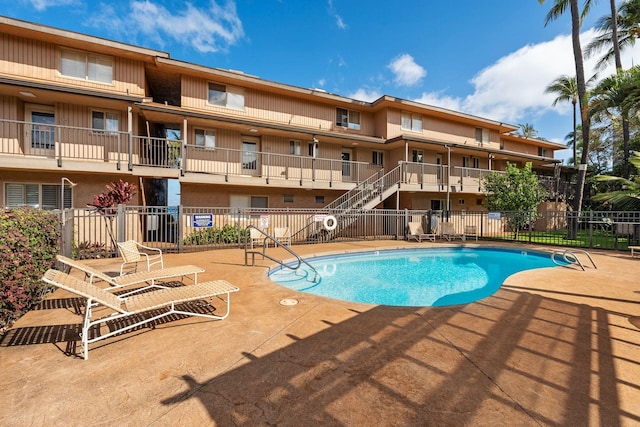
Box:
155;288;639;426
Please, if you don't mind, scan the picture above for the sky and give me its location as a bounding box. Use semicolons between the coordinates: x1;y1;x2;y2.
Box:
5;0;640;164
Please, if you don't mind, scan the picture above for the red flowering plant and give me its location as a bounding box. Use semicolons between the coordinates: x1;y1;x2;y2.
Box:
87;180;137;249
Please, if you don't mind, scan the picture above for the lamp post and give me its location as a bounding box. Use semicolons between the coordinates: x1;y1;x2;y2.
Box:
61;177;77;255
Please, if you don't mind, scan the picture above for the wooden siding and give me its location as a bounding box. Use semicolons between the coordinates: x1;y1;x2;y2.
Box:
181;75;376;136
385;108;499;149
0;33;145;96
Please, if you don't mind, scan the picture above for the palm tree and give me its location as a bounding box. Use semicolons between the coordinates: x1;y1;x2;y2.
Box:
592;151;640;209
517;123;539;138
589;67;639;178
585;0;640;71
539;0;592;238
546;75;579;166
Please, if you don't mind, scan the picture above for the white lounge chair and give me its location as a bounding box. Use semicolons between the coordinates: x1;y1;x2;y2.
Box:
464;225;478;241
273;227;291;246
408;222;436;242
441;222;465;241
42;269;239;360
249;228;267;249
57;255;203;295
117;240;164;275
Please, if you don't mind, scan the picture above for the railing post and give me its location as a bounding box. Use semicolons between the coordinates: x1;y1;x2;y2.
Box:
128;134;133;171
57;126;62;167
181;142;186;176
265;152;270;184
225;149;229;182
117;204;125;244
116;133;121;170
178;204;184;253
589;210;594;248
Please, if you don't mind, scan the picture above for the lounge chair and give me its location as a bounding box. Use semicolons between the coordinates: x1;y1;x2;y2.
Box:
42;269;239;360
441;222;465;241
57;255;203;295
464;225;478;241
407;221;436;242
249;228;267;249
117;240;163;275
273;227;291;247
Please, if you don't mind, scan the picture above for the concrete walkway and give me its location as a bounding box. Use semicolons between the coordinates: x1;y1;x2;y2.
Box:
1;241;639;426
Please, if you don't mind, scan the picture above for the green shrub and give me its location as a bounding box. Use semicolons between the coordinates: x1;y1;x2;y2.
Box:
0;208;60;333
183;224;248;245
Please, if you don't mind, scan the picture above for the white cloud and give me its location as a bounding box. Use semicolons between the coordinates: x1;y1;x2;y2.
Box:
348;88;382;102
88;0;244;53
418;28;640;126
26;0;76;10
414;91;462;112
327;0;346;30
388;54;426;87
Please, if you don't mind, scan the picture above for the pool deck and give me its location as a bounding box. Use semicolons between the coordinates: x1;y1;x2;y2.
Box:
1;240;639;426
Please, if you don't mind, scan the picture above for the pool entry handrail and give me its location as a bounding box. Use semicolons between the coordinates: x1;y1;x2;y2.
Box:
551;249;598;271
244;225;319;282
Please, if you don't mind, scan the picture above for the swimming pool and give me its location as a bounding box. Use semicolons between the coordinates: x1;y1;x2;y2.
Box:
269;247;560;307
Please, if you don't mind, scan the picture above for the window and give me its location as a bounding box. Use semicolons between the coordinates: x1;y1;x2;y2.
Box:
283;195;294;203
289;140;301;155
208;83;245;110
401;112;423;132
195;129;216;149
92;111;119;134
315;195;325;204
458;199;465;205
475;128;489;146
462;156;470;168
336;108;361;130
372;151;384;166
472;157;480;169
5;183;71;210
412;150;423;163
538;147;548;157
61;49;113;84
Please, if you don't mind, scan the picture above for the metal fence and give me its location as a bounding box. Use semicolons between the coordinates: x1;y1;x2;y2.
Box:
62;206;640;259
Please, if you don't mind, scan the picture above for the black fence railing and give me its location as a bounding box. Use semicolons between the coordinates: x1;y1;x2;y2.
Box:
61;206;640;259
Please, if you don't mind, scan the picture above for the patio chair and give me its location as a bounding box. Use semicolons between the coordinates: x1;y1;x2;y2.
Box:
42;269;240;360
117;240;163;275
464;225;478;241
273;227;291;247
57;255;204;296
407;222;436;242
249;228;267;249
440;222;465;241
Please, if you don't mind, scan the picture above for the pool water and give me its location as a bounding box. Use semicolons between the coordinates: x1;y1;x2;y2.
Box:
269;247;560;307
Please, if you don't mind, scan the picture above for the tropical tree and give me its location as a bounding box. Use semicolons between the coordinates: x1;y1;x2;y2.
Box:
592;150;640;209
585;0;640;71
482;162;548;239
546;75;579;166
517;123;539;138
539;0;592;238
589;67;640;178
87;180;137;248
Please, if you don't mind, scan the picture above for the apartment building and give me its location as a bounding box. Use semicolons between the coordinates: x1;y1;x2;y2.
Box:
0;16;568;215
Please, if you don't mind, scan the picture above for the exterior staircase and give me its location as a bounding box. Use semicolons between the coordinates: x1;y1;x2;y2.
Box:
301;165;403;241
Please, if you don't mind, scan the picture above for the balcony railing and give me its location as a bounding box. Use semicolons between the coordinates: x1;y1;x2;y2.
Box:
0;118;381;186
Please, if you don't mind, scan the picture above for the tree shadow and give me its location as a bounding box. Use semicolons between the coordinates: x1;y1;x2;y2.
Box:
158;288;639;425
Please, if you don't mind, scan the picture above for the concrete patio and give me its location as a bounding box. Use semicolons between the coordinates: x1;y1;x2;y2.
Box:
1;241;639;426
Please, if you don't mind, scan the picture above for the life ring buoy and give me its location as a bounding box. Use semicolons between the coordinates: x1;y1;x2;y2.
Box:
323;215;337;231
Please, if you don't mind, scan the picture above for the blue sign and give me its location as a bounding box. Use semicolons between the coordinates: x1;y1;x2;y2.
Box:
193;214;213;227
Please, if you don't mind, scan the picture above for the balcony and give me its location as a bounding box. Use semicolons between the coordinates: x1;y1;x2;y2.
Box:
0;119;381;188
